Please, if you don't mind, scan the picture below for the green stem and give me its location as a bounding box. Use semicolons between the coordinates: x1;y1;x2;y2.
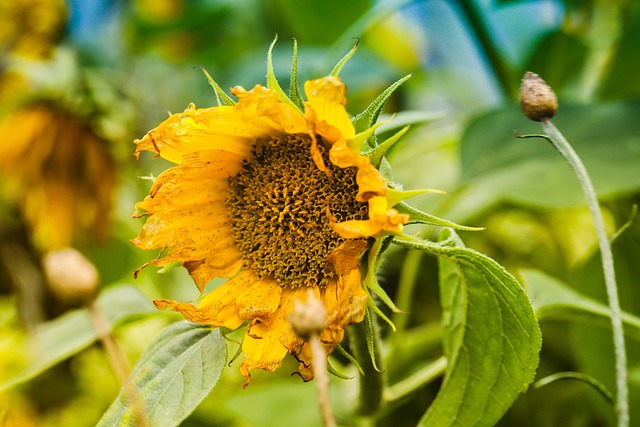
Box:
348;319;384;416
392;249;423;333
384;356;447;403
455;0;514;99
541;119;629;427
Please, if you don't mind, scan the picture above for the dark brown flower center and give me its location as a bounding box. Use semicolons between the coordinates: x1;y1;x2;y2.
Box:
225;134;368;288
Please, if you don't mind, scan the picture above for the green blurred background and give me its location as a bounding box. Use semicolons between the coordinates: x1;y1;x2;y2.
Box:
1;0;639;426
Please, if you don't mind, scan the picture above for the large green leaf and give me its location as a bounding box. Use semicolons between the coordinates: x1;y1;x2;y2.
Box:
394;230;541;426
522;268;640;341
0;284;156;391
446;102;640;221
600;2;640;100
97;322;226;427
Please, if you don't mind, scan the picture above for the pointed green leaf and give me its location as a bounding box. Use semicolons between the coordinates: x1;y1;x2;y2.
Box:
195;65;235;106
364;238;402;317
523;268;640;341
362;308;382;372
97;322;226;427
352;74;412;135
396;202;484;231
288;38;304;110
394;230;542;426
330;38;359;77
266;34;300;111
347;120;384;153
334;344;364;375
0;284;156;391
386;188;445;207
368;126;409;167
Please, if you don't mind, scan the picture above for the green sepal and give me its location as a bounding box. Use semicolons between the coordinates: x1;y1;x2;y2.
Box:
367;126;409;167
347;121;385;153
352;73;412;135
266;34;300;112
378;156;395;184
367;298;397;333
220;328;243;367
157;260;181;275
195;65;235;106
364;239;403;316
363;307;382;373
326;359;354;380
330;38;359;77
396;202;485;231
288;38;304;111
386;188;446;208
335;344;364;375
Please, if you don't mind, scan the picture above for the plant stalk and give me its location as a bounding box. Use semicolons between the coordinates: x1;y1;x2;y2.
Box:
348;319;384;416
541;118;628;427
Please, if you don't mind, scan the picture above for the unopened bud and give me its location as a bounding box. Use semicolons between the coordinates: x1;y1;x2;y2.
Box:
288;289;327;339
42;248;99;305
520;72;558;121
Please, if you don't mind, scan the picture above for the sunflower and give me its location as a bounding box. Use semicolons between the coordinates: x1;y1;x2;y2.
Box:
132;40;414;385
0;102;115;251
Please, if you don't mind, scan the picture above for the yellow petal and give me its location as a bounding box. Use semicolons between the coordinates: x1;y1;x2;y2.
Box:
304;76;355;142
239;286;309;386
153;269;259;329
231;84;306;134
135;104;265;164
132;150;246;290
326;240;368;275
323;270;368;329
330;196;409;239
236;279;283;320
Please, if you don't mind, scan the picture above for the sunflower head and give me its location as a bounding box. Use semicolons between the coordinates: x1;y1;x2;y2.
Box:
0;102;115;251
132;37;414;385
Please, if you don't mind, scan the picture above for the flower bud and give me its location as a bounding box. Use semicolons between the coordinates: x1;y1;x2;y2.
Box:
42;248;99;305
288;289;327;339
519;72;558;121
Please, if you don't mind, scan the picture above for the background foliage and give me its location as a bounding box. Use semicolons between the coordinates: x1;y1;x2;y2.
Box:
1;0;639;426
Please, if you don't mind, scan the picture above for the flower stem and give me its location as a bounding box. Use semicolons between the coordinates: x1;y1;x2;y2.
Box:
348;319;384;416
540;118;629;427
310;334;336;427
384;356;447;403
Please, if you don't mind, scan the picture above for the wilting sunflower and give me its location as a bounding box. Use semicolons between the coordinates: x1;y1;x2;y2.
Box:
132;39;426;385
0;102;115;251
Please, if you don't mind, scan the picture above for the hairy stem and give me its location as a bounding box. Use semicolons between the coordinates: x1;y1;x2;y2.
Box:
310;334;336;427
541;119;628;427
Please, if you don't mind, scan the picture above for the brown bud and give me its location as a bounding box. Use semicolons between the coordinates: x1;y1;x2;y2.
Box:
288;289;327;340
42;248;99;305
519;72;558;121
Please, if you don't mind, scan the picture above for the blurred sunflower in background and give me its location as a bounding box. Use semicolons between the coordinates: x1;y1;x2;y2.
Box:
0;0;120;324
0;102;115;251
132;41;414;385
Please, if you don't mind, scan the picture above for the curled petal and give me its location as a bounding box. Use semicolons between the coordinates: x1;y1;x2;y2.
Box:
304;76;355;143
240;286;310;386
134;104;265;164
154;269;259;329
331;196;409;239
231;85;306;135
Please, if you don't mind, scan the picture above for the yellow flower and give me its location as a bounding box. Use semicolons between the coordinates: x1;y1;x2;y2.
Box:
132;44;410;385
0;103;115;251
